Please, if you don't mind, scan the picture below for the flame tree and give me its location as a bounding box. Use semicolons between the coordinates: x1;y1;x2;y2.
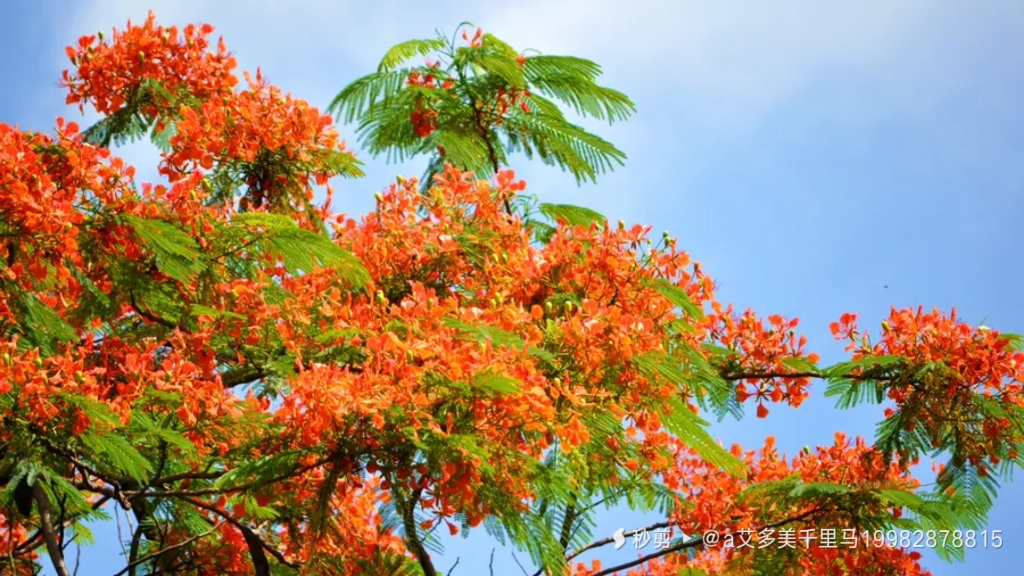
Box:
0;12;1020;576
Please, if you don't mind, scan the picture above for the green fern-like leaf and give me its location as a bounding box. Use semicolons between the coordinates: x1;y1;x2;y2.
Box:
524;55;635;123
378;38;449;72
9;290;77;353
232;212;370;287
649;278;705;320
123;215;206;283
502;97;627;184
656;397;746;477
329;26;634;187
537;203;606;228
78;431;154;481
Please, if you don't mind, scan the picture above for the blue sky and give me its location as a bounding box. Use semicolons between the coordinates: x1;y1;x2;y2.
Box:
3;0;1022;574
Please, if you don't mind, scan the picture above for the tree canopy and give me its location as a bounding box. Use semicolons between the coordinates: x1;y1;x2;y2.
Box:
0;12;1020;576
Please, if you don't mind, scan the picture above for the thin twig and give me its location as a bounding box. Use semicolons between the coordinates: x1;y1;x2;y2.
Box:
72;535;82;576
115;507;128;560
511;552;530;576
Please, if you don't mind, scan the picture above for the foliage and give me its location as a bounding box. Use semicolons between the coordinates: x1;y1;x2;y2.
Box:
0;11;1020;576
328;24;635;191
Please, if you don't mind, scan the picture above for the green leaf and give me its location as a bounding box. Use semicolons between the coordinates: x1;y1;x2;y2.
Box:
123;215;206;282
650;278;704;319
58;393;121;430
1000;332;1024;352
529;220;557;244
781;356;819;373
474;372;522;395
874;488;927;511
189;304;246;320
123;215;202;260
78;432;153;481
477;54;527;89
633;351;737;421
788;481;852;498
133;416;197;456
537;203;606;228
428;127;492;174
502;97;628;184
214;451;304;491
232;212;370;287
524;55;636;123
150;119;177;152
327;70;409;125
377;38;448;72
443;317;554;363
16;292;77;350
821;355;903;378
658;398;746;477
824;378;885;409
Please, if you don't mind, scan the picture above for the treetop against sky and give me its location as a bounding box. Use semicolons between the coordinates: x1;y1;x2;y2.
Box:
0;9;1021;576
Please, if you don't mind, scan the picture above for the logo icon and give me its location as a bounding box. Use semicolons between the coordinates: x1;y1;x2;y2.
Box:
613;527;626;550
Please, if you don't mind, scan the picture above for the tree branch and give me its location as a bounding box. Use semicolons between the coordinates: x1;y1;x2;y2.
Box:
396;485;435;576
575;508;828;576
180;496;299;570
558;498;578;551
128;290;180;331
126;523;144;576
12;495;111;557
34;483;72;576
566;521;673;563
589;535;703;576
113;522;223;576
719;370;897;382
220;365;267;389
